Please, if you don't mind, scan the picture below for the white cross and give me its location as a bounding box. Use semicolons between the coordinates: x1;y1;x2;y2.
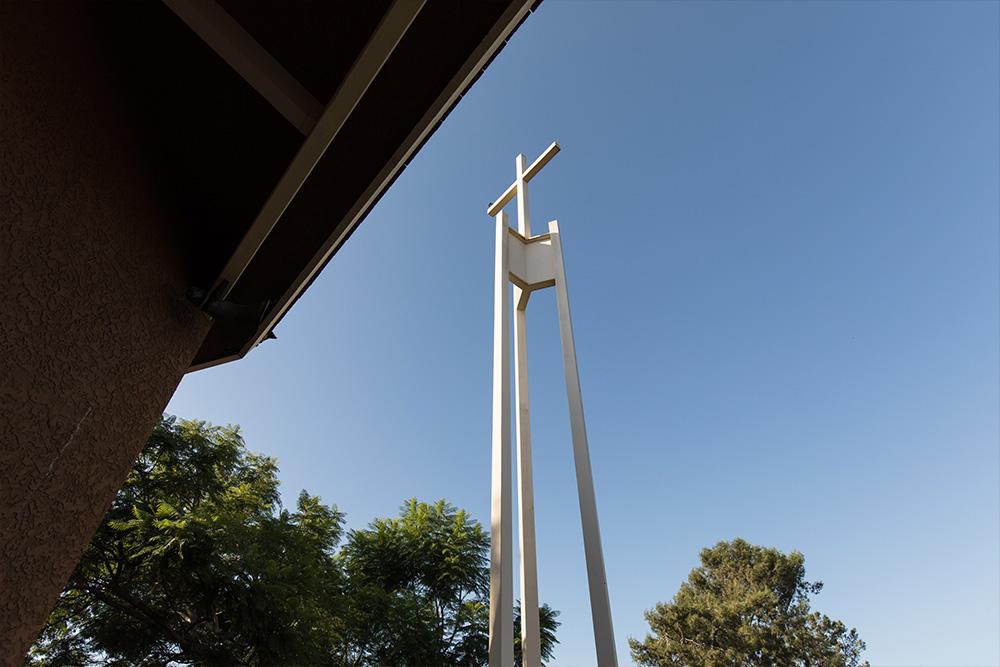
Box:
485;142;618;667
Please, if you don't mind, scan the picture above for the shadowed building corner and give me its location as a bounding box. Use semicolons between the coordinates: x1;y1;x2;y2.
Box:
0;0;542;662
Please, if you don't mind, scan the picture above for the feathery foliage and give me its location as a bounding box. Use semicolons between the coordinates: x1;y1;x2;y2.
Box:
27;416;559;666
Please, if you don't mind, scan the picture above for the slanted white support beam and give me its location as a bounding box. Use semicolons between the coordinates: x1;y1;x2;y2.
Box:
208;0;426;300
162;0;323;135
548;220;618;666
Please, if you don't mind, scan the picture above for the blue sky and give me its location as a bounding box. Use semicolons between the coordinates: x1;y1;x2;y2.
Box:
168;2;1000;665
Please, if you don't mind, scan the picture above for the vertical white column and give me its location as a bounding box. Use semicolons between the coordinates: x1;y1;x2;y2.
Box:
489;211;514;667
548;220;618;667
515;153;532;237
513;153;542;667
514;290;541;667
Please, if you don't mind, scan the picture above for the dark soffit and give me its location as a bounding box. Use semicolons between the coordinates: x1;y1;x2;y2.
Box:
193;0;540;370
83;1;538;371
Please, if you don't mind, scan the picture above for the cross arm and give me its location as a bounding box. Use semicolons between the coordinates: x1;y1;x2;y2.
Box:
486;141;560;217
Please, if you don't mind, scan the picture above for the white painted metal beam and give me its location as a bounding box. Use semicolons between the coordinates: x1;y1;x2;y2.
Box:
513;145;541;667
507;234;555;292
515;153;532;237
162;0;323;135
489;211;514;667
514;289;541;667
548;220;618;666
487;142;560;217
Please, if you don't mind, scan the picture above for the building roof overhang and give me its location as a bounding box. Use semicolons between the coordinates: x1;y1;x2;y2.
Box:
80;0;539;371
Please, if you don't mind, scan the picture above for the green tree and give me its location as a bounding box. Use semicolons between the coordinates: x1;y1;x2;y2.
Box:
630;539;869;667
28;416;559;666
28;416;347;666
337;498;560;666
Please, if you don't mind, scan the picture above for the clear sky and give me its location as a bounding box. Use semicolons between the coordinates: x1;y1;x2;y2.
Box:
167;2;1000;665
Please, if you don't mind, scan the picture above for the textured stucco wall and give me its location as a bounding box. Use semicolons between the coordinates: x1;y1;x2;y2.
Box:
0;5;213;663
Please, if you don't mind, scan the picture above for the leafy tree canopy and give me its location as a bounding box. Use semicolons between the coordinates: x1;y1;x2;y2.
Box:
28;416;558;666
338;498;558;666
630;539;869;667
